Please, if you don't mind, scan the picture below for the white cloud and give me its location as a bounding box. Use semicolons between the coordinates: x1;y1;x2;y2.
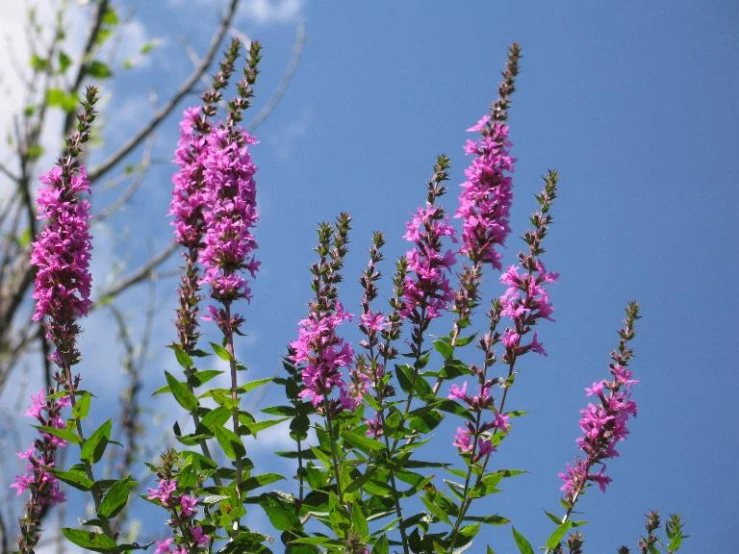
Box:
267;108;312;162
168;0;304;25
239;0;304;25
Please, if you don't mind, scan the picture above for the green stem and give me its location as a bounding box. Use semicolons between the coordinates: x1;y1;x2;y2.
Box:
223;303;243;530
61;357;114;540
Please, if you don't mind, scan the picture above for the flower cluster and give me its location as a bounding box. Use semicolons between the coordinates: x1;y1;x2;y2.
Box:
401;204;457;320
456;115;515;269
498;260;558;358
11;390;70;504
448;379;510;463
170;106;209;250
147;476;207;553
560;363;639;501
30;165;93;363
291;301;356;410
198;125;260;330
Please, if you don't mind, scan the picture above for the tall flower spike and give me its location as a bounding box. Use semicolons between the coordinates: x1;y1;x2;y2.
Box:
559;303;641;505
456;43;521;269
31;86;98;366
20;86;98;554
199;43;262;334
291;216;356;413
170;39;242;352
401;155;457;322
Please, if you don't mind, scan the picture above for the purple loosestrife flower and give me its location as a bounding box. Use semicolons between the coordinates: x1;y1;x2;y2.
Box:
291;302;355;409
30;165;92;364
11;390;70;503
401;205;457;320
401;156;457;325
456;117;515;269
447;376;509;463
170;106;209;250
170;40;242;355
499;260;558;358
559;303;640;505
199;124;260;332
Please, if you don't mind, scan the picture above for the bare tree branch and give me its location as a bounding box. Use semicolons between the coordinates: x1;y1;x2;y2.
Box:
88;0;241;183
248;21;306;133
62;0;111;135
94;242;177;306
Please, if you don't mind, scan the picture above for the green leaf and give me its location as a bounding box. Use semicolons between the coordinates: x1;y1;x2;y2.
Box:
545;520;573;549
434;337;453;359
61;528;117;552
87;60;112;79
210;341;232;361
73;392;91;420
30;55;47;71
241;473;285;493
140;40;158;55
58;51;72;73
341;430;384;452
245;417;289;436
261;405;295;417
26;144;44;161
49;466;93;491
351;504;369;540
435;398;475;421
213;425;244;460
99;477;137;518
191;369;223;387
511;527;535;554
238;377;273;394
34;425;80;445
259;493;301;531
171;344;193;368
164;371;198;411
101;7;118;25
371;535;389;554
80;419;112;463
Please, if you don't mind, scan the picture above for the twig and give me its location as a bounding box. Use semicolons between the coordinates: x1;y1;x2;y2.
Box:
93;242;177;305
62;0;111;135
88;0;242;183
247;21;306;132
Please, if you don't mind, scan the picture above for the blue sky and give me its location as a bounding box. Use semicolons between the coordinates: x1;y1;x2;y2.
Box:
3;0;737;552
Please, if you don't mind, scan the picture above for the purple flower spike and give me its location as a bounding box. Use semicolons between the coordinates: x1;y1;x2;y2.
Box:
456;120;515;269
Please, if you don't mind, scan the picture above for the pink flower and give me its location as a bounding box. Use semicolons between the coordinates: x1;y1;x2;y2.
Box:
456;118;515;268
448;382;468;401
190;526;209;547
147;479;177;505
360;310;387;333
291;302;355;409
401;205;457;320
170;106;209;250
560;360;638;502
154;538;173;554
199;126;259;313
179;494;198;517
30;165;93;365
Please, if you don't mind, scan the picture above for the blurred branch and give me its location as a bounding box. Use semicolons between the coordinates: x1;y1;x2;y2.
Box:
94;243;177;306
88;0;242;183
247;21;306;133
62;0;111;135
91;130;155;225
0;508;8;554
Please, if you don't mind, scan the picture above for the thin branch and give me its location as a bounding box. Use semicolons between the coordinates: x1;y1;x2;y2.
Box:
91;132;155;224
62;0;111;135
0;163;19;183
247;21;306;132
88;0;241;183
93;242;177;305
